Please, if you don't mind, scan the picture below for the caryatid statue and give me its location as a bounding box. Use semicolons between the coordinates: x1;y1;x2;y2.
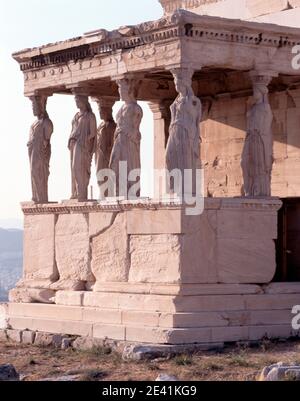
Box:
27;95;53;204
69;92;97;201
166;68;202;193
109;77;143;197
94;97;117;196
241;73;274;197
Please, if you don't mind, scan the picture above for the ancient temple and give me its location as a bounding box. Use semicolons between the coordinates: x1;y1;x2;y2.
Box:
1;0;300;349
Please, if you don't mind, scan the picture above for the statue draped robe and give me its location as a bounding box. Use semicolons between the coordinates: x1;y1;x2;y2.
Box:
241;95;273;197
69;111;97;201
27;117;53;203
110;102;143;196
95;119;116;173
166;95;201;194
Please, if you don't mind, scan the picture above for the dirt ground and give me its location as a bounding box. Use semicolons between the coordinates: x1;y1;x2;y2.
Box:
1;339;300;381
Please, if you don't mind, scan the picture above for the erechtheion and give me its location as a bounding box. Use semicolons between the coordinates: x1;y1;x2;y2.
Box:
2;0;300;350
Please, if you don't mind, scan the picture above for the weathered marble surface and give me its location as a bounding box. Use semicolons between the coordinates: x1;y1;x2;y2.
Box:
6;281;300;344
241;73;274;197
10;214;58;304
94;98;116;198
52;213;91;291
91;213;130;289
12;198;282;302
166;68;201;179
109;78;143;197
129;234;181;283
69;94;97;201
160;0;300;27
28;96;53;204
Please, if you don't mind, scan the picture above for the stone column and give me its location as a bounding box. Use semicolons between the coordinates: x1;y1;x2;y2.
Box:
149;100;172;198
241;71;277;197
69;90;97;202
27;94;53;204
93;96;117;199
166;67;202;195
109;75;143;198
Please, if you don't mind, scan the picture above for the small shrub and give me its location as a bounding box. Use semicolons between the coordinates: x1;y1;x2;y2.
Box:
174;354;193;366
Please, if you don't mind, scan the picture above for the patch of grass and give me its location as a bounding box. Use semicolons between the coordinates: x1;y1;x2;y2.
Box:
259;357;278;367
47;369;63;377
203;362;225;372
260;338;275;353
79;369;107;382
173;354;193;366
227;352;251;368
146;363;161;372
108;351;123;365
79;346;112;358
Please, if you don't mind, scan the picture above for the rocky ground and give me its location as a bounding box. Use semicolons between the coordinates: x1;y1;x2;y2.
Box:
1;339;300;381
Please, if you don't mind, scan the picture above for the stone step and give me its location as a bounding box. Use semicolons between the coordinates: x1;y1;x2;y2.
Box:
7;315;299;344
55;291;300;313
85;282;263;296
56;291;247;312
8;316;93;338
8;303;298;329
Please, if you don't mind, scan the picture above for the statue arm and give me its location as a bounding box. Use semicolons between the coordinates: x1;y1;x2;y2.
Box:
68;115;78;149
43;119;54;143
196;99;202;127
89;114;98;155
130;106;143;142
89;114;98;139
193;98;202;157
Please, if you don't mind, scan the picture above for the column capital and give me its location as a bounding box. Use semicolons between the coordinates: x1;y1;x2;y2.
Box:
92;96;118;109
111;73;144;82
166;63;201;74
148;99;173;116
65;84;92;96
249;69;278;84
71;87;91;96
26;89;53;99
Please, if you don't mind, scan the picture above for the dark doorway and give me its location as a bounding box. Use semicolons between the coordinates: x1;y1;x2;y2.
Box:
276;198;300;282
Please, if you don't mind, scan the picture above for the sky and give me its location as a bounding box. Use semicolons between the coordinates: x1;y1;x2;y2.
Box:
0;0;163;227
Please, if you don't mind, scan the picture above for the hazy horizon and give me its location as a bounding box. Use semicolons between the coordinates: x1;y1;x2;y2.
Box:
0;0;163;225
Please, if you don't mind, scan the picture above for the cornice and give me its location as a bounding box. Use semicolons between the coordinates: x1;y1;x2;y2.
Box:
12;11;300;74
21;198;282;215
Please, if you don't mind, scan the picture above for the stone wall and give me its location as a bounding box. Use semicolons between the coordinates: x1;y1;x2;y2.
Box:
201;88;300;198
160;0;300;28
10;198;281;307
4;283;300;346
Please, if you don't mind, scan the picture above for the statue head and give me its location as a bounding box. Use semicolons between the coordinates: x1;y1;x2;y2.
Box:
117;78;139;102
30;95;48;119
99;106;113;121
74;94;92;112
172;68;194;97
251;74;271;105
94;98;115;121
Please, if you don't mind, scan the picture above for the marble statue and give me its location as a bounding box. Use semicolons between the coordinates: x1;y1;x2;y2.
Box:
95;98;116;174
241;75;274;197
69;94;97;201
109;78;143;196
166;68;202;192
27;95;53;203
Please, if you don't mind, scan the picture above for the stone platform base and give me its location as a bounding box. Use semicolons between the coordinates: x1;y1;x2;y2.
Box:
2;283;300;347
